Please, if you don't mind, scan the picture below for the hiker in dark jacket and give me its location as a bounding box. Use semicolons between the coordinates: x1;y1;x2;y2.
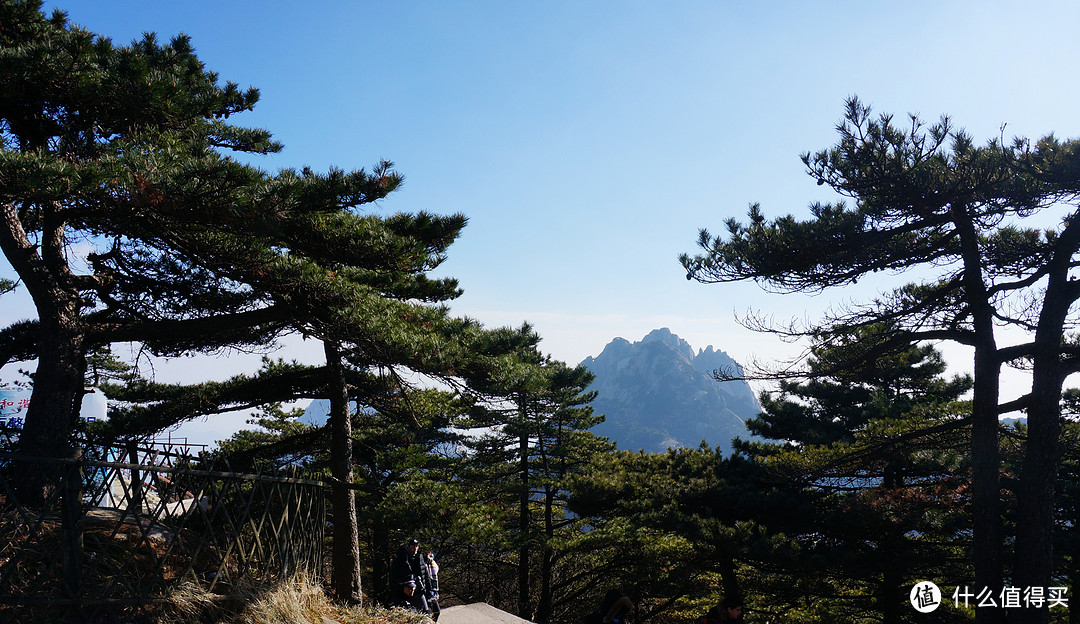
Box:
391;538;431;614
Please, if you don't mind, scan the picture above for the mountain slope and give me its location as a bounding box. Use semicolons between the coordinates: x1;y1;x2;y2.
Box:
580;328;759;454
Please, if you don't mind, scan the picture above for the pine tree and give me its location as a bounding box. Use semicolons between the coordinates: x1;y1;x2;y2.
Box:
741;334;973;623
213;369;504;605
0;3;533;603
0;0;281;480
458;347;610;622
682;98;1080;624
0;2;456;490
746;325;971;448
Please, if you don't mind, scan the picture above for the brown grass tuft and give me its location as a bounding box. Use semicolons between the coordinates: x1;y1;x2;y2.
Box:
159;573;433;624
331;604;434;624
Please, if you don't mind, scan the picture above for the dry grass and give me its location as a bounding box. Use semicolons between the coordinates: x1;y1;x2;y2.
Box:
160;574;433;624
331;604;435;624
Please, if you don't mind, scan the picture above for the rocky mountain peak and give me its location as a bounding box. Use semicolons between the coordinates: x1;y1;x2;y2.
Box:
581;329;759;454
640;327;696;362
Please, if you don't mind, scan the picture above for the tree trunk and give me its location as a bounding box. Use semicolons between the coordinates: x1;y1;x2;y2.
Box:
717;555;741;603
953;206;1004;624
15;307;84;506
879;539;902;624
326;342;362;604
1010;245;1078;624
518;395;532;620
535;485;556;624
971;345;1004;624
1069;555;1080;624
2;200;86;505
1012;378;1062;624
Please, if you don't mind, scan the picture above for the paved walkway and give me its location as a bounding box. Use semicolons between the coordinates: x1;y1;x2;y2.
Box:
438;602;535;624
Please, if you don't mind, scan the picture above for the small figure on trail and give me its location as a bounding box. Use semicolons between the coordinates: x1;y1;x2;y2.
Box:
391;538;432;614
586;588;633;624
424;548;441;621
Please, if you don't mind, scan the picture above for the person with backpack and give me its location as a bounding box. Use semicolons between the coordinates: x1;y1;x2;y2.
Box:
390;538;432;614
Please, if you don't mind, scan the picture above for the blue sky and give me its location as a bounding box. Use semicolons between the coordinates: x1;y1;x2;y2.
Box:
5;1;1080;444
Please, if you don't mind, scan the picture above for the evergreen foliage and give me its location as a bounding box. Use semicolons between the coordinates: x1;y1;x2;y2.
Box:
0;0;482;478
17;4;1080;621
1;0;283;466
570;338;978;623
743;337;974;623
0;0;547;603
682;97;1080;624
455;347;613;623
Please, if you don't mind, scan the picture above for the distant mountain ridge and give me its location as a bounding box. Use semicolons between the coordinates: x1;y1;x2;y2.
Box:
580;328;759;454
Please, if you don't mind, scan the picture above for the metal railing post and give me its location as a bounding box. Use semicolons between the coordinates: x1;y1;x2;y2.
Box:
127;441;143;514
60;447;84;602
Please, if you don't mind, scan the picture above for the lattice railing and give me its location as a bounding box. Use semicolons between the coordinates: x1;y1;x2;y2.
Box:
0;441;326;621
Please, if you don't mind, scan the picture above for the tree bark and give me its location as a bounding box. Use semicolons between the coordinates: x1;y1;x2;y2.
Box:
971;346;1003;624
1;201;86;504
535;485;555;624
1010;229;1080;624
1012;369;1063;624
518;394;532;620
326;342;362;604
717;555;742;604
953;205;1004;624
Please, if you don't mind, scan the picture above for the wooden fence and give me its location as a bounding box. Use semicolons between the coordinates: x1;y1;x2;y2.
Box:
0;440;327;622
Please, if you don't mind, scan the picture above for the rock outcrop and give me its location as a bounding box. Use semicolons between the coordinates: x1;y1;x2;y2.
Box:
581;328;759;454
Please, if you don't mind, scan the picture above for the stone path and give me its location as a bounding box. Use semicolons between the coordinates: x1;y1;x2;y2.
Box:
438;602;535;624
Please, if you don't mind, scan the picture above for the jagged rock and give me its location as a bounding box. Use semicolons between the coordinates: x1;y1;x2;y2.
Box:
581;328;759;454
300;398;330;427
